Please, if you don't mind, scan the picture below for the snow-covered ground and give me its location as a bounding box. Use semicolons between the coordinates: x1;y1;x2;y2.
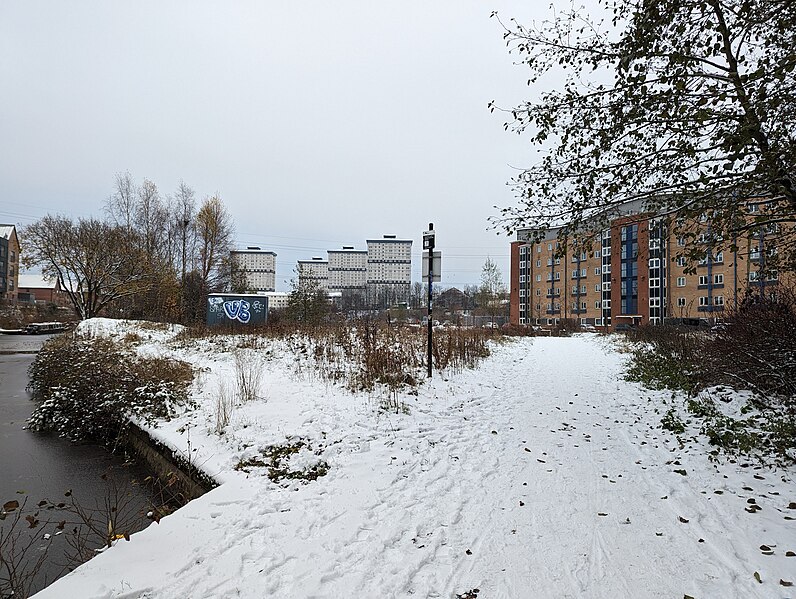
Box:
34;321;796;598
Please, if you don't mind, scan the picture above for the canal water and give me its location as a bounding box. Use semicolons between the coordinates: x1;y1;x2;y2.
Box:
0;334;156;597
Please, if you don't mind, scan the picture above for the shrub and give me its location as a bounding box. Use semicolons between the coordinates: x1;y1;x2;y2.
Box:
623;326;703;393
27;334;194;447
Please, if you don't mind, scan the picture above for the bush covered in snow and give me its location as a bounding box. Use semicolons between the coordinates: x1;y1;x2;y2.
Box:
27;334;195;446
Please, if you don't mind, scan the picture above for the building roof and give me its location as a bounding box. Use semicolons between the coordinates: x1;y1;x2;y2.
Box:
0;225;16;240
366;237;413;244
231;249;277;255
18;274;56;289
328;247;367;254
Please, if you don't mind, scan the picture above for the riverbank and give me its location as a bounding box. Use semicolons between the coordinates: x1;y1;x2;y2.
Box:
31;320;796;599
0;334;159;597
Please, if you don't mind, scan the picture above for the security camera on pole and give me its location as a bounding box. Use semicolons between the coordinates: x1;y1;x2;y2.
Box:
422;224;441;378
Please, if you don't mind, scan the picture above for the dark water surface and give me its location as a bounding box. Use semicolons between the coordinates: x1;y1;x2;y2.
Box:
0;334;155;596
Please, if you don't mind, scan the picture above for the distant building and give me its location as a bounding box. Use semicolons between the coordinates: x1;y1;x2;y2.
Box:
0;225;20;302
327;246;367;307
262;291;290;310
230;247;277;293
297;257;329;291
17;274;70;307
366;235;412;309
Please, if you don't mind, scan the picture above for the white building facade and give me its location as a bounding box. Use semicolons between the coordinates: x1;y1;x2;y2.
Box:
328;246;367;291
366;235;412;308
297;257;329;291
230;248;277;293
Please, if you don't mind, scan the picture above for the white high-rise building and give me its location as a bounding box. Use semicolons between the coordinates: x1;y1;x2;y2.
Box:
328;246;367;293
366;235;412;308
297;257;328;291
230;247;277;293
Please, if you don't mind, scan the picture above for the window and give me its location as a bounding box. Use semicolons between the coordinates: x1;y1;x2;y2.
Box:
698;275;709;286
649;238;660;250
649;278;660;288
749;271;759;282
555;272;561;280
536;289;541;296
699;296;711;306
520;246;527;255
714;274;724;284
536;274;542;282
602;299;611;309
9;280;13;290
649;297;660;307
555;257;561;265
581;301;587;309
547;273;552;281
677;277;686;287
581;268;587;277
595;301;601;309
603;264;611;274
580;285;587;294
767;271;779;281
714;295;724;306
537;245;542;253
602;247;611;257
547;258;553;266
595;284;601;292
714;252;724;263
677;297;686;307
676;256;686;267
10;251;15;263
602;281;611;291
520;275;526;283
594;250;601;258
536;260;541;268
677;237;686;247
649;258;660;269
548;243;552;251
519;289;525;297
594;267;601;275
520;260;526;269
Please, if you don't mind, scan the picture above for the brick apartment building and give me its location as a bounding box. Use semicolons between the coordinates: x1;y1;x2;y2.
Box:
510;202;793;330
0;225;20;302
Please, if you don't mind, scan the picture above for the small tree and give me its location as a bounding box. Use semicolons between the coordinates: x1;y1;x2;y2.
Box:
285;272;329;326
476;257;507;326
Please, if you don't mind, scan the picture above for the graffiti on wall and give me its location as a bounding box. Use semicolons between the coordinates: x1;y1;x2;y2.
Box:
207;295;266;325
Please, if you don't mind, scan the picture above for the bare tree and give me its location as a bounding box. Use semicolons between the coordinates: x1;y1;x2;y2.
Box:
477;257;507;326
173;180;196;286
105;171;137;233
21;216;147;319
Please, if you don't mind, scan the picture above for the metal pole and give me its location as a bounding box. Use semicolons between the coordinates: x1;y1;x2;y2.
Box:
427;223;434;379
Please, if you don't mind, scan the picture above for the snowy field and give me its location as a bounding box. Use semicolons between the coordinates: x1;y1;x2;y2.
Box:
34;321;795;598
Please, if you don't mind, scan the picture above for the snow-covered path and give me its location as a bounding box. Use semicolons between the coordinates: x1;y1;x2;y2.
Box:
35;335;795;598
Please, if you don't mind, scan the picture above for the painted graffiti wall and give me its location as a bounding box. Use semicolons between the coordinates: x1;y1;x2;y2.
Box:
206;294;268;326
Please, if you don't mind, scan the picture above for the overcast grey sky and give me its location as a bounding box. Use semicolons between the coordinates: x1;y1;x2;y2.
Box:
1;1;547;291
